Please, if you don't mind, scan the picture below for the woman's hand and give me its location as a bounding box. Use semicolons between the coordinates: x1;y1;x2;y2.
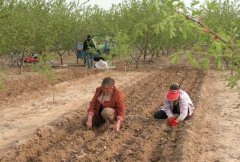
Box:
168;117;179;128
114;120;121;131
86;115;93;129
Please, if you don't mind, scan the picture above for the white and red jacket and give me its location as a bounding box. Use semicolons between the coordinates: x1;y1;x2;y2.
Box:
161;89;194;121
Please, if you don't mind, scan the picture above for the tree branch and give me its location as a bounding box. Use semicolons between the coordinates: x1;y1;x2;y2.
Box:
177;10;231;48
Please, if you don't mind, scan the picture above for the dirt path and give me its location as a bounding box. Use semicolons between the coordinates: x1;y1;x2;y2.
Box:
175;70;240;162
0;71;148;150
199;71;240;162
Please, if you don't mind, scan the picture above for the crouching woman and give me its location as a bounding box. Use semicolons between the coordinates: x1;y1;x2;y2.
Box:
82;77;126;131
154;83;194;128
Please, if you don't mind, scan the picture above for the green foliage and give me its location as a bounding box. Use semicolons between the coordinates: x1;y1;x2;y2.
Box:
227;76;238;89
32;53;56;80
31;52;57;102
110;32;132;58
0;0;240;86
199;56;210;69
170;51;182;64
186;51;199;68
33;63;56;80
88;47;97;55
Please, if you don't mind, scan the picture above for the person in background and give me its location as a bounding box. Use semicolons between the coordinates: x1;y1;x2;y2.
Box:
154;83;194;128
103;38;110;55
82;77;126;131
83;34;96;69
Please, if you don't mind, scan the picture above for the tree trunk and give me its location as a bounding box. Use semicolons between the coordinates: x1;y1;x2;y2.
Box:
19;48;25;74
57;50;64;65
143;51;147;65
60;55;63;65
135;52;142;69
58;51;64;65
151;52;155;60
136;58;140;69
143;34;149;65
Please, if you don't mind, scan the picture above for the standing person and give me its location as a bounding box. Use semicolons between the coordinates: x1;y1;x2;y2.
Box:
76;42;86;65
103;38;110;55
82;77;126;131
83;34;96;69
154;83;194;128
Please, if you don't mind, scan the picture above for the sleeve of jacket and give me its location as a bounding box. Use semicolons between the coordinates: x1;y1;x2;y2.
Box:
87;88;99;116
177;94;189;121
161;99;173;118
116;91;126;121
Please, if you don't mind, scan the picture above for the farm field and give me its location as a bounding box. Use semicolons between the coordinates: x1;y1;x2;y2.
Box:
0;65;239;162
1;0;240;161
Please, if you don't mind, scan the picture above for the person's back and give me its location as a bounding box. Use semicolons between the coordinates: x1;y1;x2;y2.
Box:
83;35;95;51
83;34;96;68
103;42;110;54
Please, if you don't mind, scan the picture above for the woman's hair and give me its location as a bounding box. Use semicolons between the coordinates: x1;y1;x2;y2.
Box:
102;77;115;86
170;83;180;90
87;34;91;39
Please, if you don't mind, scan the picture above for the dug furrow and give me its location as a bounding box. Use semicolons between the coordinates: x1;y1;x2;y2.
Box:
151;69;205;162
0;68;205;162
30;71;159;162
0;71;151;162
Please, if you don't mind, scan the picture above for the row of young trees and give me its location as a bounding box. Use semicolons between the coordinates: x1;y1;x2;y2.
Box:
0;0;240;84
0;0;80;65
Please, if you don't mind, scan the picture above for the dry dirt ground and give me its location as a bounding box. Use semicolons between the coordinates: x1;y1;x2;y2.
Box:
0;65;239;162
198;71;240;162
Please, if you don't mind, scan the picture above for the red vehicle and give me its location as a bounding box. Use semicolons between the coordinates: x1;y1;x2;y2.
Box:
23;54;39;63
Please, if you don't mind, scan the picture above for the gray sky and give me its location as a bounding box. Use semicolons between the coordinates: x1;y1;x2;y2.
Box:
86;0;205;9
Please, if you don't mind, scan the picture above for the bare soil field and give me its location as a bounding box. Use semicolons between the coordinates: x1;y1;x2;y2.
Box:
0;64;239;162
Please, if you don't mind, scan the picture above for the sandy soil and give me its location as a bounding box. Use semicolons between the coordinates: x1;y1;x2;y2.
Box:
199;71;240;162
0;66;239;162
174;70;240;162
0;70;147;150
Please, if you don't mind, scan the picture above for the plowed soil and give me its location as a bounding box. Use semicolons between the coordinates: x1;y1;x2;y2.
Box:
0;66;239;162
